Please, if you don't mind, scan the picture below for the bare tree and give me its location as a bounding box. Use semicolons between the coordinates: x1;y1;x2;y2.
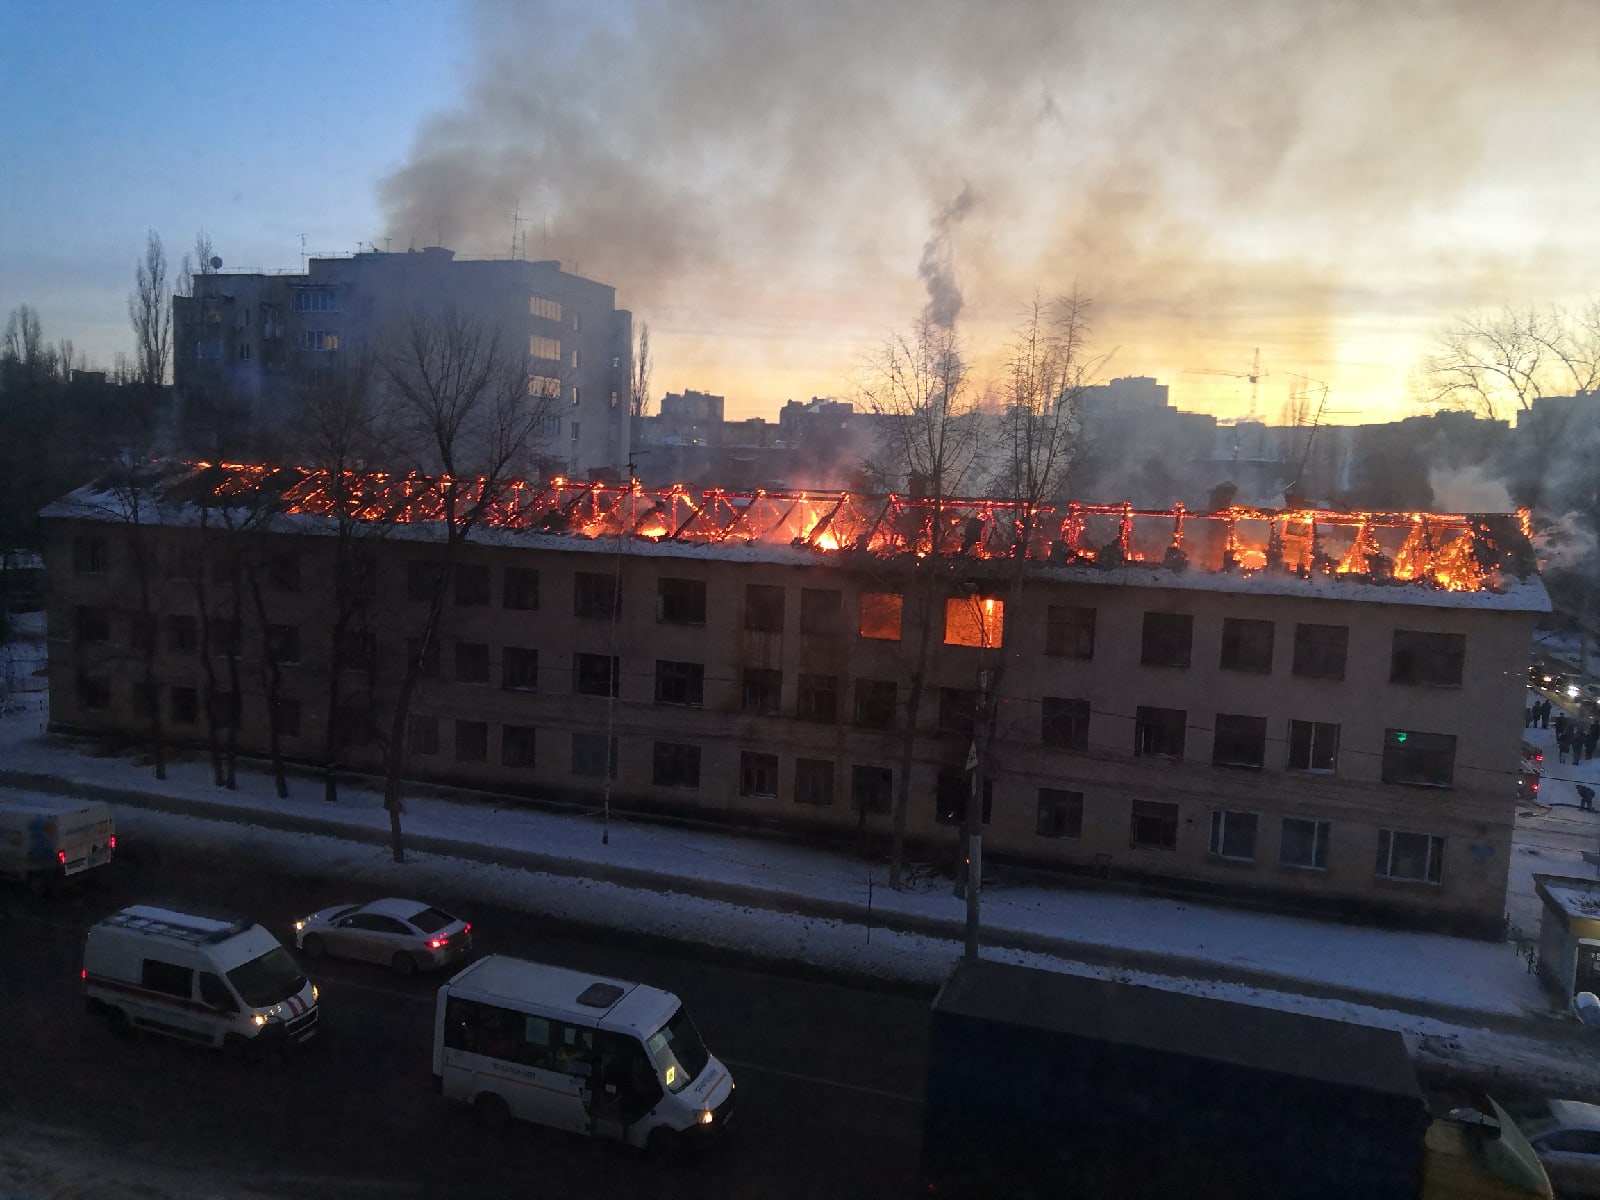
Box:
129;232;171;390
3;305;46;380
630;321;653;419
857;317;982;890
377;309;555;861
289;357;398;804
178;230;217;299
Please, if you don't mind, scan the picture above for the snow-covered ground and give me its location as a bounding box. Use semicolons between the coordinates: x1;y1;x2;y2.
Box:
3;609;1600;1196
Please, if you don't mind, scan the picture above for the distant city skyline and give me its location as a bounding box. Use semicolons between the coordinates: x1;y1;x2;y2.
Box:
4;0;1598;426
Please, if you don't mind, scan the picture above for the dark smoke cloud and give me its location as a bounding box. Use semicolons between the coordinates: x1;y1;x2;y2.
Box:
381;0;1600;411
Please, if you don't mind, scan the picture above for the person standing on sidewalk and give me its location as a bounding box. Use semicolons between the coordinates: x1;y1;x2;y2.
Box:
1557;725;1573;763
1586;719;1600;761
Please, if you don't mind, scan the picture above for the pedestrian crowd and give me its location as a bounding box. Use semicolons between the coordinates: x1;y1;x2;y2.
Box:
1553;711;1600;764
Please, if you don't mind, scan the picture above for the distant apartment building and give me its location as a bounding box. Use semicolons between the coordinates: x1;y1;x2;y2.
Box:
42;467;1545;937
172;247;632;479
632;393;874;490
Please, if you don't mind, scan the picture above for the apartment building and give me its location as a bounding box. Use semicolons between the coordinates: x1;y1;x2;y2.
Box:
42;469;1545;936
172;247;632;479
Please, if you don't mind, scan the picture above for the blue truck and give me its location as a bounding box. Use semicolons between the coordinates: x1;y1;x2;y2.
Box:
921;958;1550;1199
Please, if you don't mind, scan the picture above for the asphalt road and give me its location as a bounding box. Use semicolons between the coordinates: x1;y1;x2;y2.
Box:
0;841;932;1199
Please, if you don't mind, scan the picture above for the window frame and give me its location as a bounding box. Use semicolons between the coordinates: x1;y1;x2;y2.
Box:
1278;817;1330;870
739;751;779;798
1036;788;1084;839
1130;800;1180;851
1286;719;1339;773
796;673;839;723
741;668;782;716
1375;829;1444;884
1219;617;1274;673
1045;605;1095;659
1140;612;1193;668
1381;728;1456;788
1292;623;1349;680
1389;629;1466;688
1211;713;1267;770
656;577;708;626
1134;706;1186;759
1208;809;1260;861
1041;696;1090;751
793;757;836;807
654;659;705;707
652;741;702;789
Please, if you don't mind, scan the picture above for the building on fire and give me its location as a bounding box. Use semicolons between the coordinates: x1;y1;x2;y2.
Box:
172;247;633;480
41;465;1546;937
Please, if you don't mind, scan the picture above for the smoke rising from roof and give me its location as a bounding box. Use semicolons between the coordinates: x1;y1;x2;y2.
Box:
380;0;1600;414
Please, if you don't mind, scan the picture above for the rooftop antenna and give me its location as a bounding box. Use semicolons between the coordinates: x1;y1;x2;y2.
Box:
299;233;307;272
383;237;391;253
511;202;529;261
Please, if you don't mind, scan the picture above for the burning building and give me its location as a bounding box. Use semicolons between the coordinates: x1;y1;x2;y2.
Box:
41;464;1547;937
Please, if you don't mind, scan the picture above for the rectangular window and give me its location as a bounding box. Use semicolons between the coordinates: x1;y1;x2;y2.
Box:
455;642;491;685
656;577;707;625
77;676;111;710
1041;697;1090;750
273;697;301;739
130;613;158;654
1130;800;1180;851
740;751;779;798
1390;630;1465;687
571;349;580;369
854;679;897;729
793;758;835;807
938;687;977;739
572;732;618;779
744;584;785;632
192;338;222;359
1279;818;1330;870
1134;706;1186;759
935;768;993;826
141;959;194;999
237;342;253;361
800;588;842;635
337;706;374;747
455;720;489;763
209;619;241;658
1220;618;1274;673
1036;788;1084;839
502;646;538;691
1286;720;1339;772
654;660;705;707
1209;810;1259;860
266;624;300;665
291;287;339;313
300;330;339;352
1212;714;1267;769
529;334;561;360
1292;623;1348;680
858;593;903;640
573;653;619;698
741;668;782;715
1381;729;1455;788
850;765;893;814
652;741;701;789
73;536;107;574
170;685;199;726
408;637;441;679
529;296;561;321
407;560;446;603
1140;612;1192;667
408;715;440;756
796;674;839;723
503;566;540;610
529;375;560;400
574;571;620;618
268;552;300;592
168;614;197;654
570;422;580;443
1375;829;1444;884
208;689;240;730
944;595;1004;648
570;386;580;407
455;564;490;606
502;724;538;769
1045;605;1095;658
75;606;110;644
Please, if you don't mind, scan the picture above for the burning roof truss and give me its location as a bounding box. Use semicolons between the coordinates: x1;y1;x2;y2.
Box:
158;465;1535;593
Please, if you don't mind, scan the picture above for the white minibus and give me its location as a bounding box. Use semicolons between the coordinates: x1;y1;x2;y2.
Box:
433;955;734;1150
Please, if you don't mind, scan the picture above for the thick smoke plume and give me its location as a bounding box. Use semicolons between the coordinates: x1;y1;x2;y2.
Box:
381;0;1600;411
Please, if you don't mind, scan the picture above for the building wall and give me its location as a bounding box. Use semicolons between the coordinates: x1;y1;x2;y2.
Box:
173;249;632;479
45;514;1536;936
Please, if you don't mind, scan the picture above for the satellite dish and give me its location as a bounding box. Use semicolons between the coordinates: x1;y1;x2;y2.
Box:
209;256;223;270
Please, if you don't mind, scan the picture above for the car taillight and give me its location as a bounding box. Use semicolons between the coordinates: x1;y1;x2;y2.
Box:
463;923;472;933
57;850;66;865
429;937;447;949
109;835;116;850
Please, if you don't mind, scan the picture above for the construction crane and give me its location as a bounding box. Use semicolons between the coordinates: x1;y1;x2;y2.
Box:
1185;348;1268;421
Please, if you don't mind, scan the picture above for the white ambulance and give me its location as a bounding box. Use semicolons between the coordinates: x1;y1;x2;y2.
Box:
83;906;320;1051
433;955;735;1150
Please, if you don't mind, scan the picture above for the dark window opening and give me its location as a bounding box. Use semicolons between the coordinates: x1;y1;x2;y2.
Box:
1045;605;1095;659
503;566;541;610
850;765;893;814
1041;697;1090;750
1140;612;1192;667
1382;729;1455;788
1390;629;1465;687
1130;800;1179;850
652;741;701;788
502;724;538;768
740;751;779;798
573;653;619;698
797;673;838;723
741;668;782;715
656;577;707;625
744;584;785;632
1220;618;1274;673
854;679;897;729
1212;714;1267;769
1135;706;1186;759
794;758;835;807
1036;788;1083;838
799;588;842;636
1287;720;1339;772
502;646;538;691
574;572;620;618
654;660;705;707
1292;623;1348;680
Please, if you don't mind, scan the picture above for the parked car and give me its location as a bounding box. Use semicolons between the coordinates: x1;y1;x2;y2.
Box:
293;898;472;975
1523;741;1545;767
1507;1098;1600;1199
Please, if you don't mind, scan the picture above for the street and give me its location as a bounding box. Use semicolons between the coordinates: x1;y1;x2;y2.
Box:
0;838;930;1199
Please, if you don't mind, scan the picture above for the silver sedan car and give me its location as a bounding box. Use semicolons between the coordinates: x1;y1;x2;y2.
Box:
293;898;473;976
1511;1098;1600;1199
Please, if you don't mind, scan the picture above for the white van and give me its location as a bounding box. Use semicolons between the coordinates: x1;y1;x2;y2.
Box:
83;906;320;1051
433;955;735;1149
0;795;114;883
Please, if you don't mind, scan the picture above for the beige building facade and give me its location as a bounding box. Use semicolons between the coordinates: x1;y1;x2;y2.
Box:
42;475;1545;937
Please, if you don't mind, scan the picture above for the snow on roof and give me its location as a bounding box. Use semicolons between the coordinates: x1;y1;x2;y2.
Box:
37;463;1550;612
1535;874;1600;920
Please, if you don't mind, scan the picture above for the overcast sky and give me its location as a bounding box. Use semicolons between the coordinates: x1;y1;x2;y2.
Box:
4;0;1598;425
